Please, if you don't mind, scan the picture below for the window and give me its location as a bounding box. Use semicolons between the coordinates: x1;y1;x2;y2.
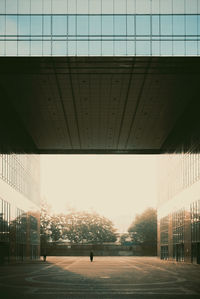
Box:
77;16;88;36
136;16;150;35
102;16;114;36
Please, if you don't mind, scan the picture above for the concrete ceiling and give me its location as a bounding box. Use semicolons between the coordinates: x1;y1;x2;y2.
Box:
0;57;200;154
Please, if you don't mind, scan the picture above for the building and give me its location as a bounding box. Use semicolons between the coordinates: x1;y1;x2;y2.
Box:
158;153;200;264
0;155;40;263
0;0;200;57
0;0;200;263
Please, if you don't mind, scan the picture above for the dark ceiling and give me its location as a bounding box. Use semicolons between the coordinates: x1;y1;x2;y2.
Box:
0;57;200;154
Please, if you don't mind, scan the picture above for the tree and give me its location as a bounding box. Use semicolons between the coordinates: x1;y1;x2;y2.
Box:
40;202;67;242
40;201;52;241
63;211;117;244
128;208;157;246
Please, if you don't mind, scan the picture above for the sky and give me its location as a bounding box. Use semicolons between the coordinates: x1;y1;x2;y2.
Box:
40;155;158;232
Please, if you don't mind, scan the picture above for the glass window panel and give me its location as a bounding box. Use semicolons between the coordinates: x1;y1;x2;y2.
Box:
18;0;30;13
89;41;101;55
127;15;135;36
31;41;42;55
102;41;113;55
52;16;67;36
77;16;88;36
18;41;30;56
186;41;197;55
5;41;17;55
152;16;159;35
198;41;200;55
186;16;197;36
160;0;172;14
173;41;185;55
52;0;68;14
136;0;151;14
102;16;114;36
0;0;5;14
68;41;76;55
52;41;67;55
77;0;88;14
6;16;17;35
127;41;135;55
89;0;101;14
18;16;30;36
43;16;51;36
68;0;76;14
31;0;42;13
114;0;126;14
173;16;185;36
114;41;127;55
127;0;135;14
102;0;113;14
173;0;184;14
31;16;42;35
89;16;101;36
136;41;150;55
68;16;76;36
161;16;172;36
152;0;159;14
77;41;88;55
6;0;17;13
0;16;5;35
161;41;172;55
43;41;51;56
186;0;197;14
43;0;51;14
136;16;150;35
114;16;126;36
0;41;5;55
152;41;160;55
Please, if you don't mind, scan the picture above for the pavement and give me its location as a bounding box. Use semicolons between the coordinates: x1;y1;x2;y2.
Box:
0;256;200;299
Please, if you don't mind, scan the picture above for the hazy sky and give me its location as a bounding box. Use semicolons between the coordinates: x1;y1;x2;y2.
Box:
40;155;157;232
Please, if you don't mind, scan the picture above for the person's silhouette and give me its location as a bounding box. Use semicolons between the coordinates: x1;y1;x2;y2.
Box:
90;251;94;262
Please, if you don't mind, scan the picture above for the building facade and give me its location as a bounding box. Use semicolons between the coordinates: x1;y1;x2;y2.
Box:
0;155;40;263
158;154;200;264
0;0;200;56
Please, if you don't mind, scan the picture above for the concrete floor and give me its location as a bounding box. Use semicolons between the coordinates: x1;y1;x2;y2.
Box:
0;257;200;299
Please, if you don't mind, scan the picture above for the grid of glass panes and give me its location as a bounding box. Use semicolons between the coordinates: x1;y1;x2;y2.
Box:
15;208;27;245
191;200;200;242
158;153;200;204
0;155;40;205
172;209;185;244
0;14;200;56
160;215;169;245
0;198;10;242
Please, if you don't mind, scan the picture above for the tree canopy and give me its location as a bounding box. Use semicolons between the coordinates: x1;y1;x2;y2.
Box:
128;208;157;245
40;204;117;244
63;212;117;244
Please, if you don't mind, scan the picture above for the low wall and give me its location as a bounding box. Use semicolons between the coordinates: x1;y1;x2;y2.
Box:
42;243;156;256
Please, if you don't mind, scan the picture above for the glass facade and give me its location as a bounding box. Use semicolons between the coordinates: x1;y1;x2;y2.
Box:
158;154;200;263
0;155;40;263
0;0;200;56
0;154;40;205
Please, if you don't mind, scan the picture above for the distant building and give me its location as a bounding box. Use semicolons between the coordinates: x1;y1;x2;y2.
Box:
0;155;40;262
157;154;200;264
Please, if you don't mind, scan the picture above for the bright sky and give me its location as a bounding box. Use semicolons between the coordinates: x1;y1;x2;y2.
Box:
40;155;158;232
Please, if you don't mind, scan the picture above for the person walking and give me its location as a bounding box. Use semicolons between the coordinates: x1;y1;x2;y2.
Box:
90;251;94;262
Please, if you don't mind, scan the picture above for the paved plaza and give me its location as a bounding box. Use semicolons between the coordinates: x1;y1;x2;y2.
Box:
0;257;200;299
